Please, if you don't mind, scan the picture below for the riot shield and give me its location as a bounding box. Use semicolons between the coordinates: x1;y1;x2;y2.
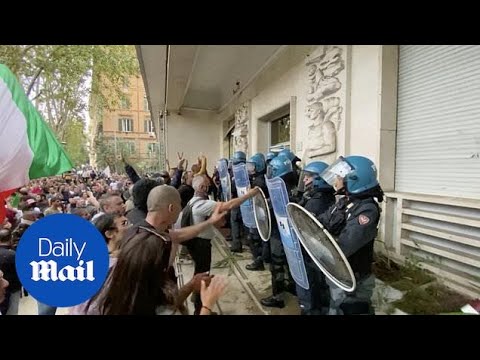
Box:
266;177;309;290
232;163;256;229
286;202;356;292
218;159;232;201
252;187;271;242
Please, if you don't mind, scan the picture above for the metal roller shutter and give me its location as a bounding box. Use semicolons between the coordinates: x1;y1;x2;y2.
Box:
396;45;480;199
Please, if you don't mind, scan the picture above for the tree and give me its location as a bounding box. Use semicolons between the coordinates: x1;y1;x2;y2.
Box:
63;119;88;166
0;45;138;107
0;45;139;162
94;131;117;172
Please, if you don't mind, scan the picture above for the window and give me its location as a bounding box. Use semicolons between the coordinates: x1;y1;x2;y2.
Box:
120;96;131;110
118;118;133;132
147;143;159;158
144;118;154;133
143;95;149;111
270;114;290;147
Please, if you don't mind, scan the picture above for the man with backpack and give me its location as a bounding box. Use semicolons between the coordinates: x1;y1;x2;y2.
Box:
180;174;259;314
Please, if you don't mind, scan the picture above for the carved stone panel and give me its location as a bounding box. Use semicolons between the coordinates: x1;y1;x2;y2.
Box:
233;101;250;154
304;46;345;161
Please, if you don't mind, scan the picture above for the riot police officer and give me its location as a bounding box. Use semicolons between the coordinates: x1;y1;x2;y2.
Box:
260;154;297;308
245;153;269;271
317;155;384;315
278;149;302;182
295;161;336;315
265;151;276;166
262;152;276;264
278;148;303;200
230;151;247;253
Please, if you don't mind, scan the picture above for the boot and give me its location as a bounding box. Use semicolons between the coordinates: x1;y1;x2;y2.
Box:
246;260;265;271
230;246;243;253
260;295;285;308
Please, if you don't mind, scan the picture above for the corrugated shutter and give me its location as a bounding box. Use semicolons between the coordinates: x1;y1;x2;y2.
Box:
396;45;480;199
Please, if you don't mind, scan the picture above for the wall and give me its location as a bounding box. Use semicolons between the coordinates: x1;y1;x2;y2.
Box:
348;46;381;162
217;45;396;173
215;46;318;158
346;45;398;191
214;44;397;250
102;75;150;137
188;44;480;297
166;109;220;173
94;75;158;169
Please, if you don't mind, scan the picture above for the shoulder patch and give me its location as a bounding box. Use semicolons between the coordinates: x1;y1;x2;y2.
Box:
358;214;370;225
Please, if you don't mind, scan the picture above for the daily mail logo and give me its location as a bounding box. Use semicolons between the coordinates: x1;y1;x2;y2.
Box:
30;238;95;282
16;214;109;307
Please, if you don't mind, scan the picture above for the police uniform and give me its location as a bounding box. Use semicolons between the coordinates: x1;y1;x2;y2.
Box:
318;196;380;315
261;154;304;308
261;179;296;308
254;173;271;264
296;188;336;315
228;153;247;252
229;175;245;252
245;173;269;269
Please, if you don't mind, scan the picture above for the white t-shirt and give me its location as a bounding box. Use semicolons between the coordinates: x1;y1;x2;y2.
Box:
179;196;217;240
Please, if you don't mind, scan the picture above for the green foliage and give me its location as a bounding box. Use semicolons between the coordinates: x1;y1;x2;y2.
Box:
63;119;88;166
94;133;116;170
0;45;139;160
393;284;471;315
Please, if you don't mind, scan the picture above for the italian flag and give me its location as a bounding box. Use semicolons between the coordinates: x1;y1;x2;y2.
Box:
0;64;73;222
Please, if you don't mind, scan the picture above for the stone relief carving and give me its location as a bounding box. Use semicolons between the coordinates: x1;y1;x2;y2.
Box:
304;46;345;160
233;101;249;154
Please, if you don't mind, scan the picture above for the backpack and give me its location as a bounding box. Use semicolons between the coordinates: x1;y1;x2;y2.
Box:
180;198;202;228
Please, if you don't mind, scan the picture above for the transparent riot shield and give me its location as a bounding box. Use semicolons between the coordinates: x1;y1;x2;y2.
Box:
252;187;271;242
286;202;356;292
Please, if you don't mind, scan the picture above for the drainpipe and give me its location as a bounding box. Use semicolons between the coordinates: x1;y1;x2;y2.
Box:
158;110;163;172
162;45;170;170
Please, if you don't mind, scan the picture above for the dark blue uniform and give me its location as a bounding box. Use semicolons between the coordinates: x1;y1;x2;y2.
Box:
262;179;296;307
317;196;380;315
230;175;245;252
296;188;336;315
247;173;269;266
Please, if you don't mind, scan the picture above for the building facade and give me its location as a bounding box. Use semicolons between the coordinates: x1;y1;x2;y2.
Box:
137;45;480;297
89;75;164;173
